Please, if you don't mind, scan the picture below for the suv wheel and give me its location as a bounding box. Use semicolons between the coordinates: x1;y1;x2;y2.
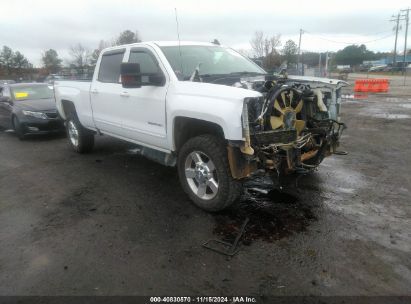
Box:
178;135;242;212
66;113;94;153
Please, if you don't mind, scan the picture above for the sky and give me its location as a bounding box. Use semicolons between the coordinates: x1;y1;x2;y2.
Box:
0;0;409;66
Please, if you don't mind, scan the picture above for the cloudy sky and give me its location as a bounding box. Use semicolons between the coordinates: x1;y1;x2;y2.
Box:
0;0;409;66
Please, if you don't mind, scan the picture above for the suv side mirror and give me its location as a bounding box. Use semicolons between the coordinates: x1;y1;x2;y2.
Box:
121;63;141;88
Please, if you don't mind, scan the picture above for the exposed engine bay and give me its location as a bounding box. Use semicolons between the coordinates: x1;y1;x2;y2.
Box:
221;74;348;180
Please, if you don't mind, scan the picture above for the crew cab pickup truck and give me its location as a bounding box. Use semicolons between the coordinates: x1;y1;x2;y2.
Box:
55;41;347;212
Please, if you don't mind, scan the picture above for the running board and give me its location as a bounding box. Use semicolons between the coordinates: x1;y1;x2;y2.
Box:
127;144;176;167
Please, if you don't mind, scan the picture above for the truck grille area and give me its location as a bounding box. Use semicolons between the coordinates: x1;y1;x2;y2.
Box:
252;129;297;145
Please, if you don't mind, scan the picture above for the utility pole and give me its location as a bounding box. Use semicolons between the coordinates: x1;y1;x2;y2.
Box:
297;29;304;75
401;8;410;85
325;51;329;77
318;53;322;77
390;13;401;66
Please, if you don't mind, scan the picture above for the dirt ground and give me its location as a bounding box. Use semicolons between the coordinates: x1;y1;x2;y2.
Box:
0;82;410;296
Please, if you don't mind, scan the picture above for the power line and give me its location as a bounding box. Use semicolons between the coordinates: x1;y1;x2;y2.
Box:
303;30;394;45
356;29;394;37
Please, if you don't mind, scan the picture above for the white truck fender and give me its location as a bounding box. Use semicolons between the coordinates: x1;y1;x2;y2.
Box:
166;81;262;150
54;81;95;130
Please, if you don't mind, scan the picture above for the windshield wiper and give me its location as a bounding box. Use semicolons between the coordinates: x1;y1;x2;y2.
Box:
189;63;202;82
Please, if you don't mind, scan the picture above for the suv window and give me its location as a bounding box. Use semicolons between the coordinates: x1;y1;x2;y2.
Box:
98;50;125;83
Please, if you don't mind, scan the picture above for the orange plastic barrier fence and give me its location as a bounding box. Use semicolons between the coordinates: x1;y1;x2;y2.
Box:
354;79;389;93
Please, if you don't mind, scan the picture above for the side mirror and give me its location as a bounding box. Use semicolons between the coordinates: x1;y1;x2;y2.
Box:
121;63;141;88
0;96;11;103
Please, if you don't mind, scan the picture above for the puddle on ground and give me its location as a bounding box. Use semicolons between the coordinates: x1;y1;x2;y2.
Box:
0;124;15;133
342;94;368;101
336;187;356;194
213;177;317;244
385;97;403;103
373;114;411;119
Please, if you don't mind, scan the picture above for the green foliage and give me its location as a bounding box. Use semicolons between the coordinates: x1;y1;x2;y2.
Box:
42;49;62;73
282;40;298;67
302;52;327;66
13;51;31;69
0;46;15;74
115;30;141;46
333;44;376;65
0;46;32;77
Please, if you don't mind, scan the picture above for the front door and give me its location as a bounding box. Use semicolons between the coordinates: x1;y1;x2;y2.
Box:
121;46;169;149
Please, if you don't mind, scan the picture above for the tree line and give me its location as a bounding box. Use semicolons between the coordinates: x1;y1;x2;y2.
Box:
0;30;141;80
248;31;394;71
0;46;33;79
0;28;399;80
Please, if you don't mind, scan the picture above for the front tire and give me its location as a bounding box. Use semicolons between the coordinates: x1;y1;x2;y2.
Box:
66;114;94;153
177;135;242;212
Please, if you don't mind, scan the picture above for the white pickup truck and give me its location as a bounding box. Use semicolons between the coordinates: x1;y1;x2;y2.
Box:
55;41;347;212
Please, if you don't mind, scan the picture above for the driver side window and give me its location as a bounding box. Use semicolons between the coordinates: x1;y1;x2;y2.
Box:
128;50;161;85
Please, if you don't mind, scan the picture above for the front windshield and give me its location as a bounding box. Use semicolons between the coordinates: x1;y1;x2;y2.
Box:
11;85;54;101
160;45;266;80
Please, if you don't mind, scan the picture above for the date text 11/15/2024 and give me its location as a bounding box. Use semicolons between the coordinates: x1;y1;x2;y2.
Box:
149;296;257;303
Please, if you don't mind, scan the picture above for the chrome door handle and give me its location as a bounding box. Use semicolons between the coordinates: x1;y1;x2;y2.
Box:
120;92;130;97
91;89;98;94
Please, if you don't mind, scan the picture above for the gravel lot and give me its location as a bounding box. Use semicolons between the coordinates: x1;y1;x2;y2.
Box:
0;91;410;296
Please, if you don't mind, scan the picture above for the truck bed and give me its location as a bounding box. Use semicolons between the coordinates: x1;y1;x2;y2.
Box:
54;80;94;128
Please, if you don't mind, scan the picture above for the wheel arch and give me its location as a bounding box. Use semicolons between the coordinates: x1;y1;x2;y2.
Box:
173;117;225;152
61;99;77;119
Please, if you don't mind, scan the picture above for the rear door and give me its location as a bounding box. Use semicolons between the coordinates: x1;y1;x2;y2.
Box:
121;46;169;149
90;49;126;136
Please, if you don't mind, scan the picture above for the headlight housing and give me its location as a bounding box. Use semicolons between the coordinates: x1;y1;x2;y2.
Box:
22;110;48;120
243;96;264;126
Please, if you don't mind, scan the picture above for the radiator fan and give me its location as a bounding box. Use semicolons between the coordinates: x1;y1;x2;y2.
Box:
270;88;305;135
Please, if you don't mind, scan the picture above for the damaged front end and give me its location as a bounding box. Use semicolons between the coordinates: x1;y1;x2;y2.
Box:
229;75;347;181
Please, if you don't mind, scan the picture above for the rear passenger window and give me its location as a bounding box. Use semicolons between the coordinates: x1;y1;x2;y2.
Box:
98;50;125;83
129;51;159;74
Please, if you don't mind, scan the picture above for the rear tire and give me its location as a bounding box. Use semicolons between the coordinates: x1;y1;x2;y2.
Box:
66;113;94;153
12;116;26;140
177;135;242;212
